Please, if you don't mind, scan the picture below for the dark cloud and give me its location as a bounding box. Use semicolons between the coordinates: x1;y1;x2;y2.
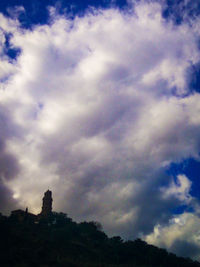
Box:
0;106;21;213
171;239;200;259
0;182;18;214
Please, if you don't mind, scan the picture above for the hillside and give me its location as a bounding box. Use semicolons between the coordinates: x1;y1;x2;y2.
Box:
0;211;199;267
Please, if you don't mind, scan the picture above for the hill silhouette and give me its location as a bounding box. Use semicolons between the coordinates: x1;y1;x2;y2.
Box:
0;210;200;267
1;190;200;267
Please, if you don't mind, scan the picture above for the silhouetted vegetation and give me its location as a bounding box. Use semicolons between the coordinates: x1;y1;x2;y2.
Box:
0;211;199;266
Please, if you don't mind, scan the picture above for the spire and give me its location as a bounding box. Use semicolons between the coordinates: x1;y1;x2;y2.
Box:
41;190;53;216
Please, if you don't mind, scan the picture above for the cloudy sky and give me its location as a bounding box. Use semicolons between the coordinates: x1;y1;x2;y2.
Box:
1;0;200;260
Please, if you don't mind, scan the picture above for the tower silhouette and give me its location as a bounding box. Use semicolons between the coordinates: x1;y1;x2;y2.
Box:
41;190;53;216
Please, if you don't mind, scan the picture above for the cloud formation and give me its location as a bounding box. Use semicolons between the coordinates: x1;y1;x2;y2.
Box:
145;212;200;261
1;0;200;258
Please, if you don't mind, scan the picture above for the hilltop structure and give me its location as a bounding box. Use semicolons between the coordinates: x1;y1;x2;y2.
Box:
11;190;53;222
11;208;36;222
41;189;53;216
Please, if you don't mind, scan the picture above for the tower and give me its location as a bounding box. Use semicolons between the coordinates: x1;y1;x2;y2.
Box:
41;190;53;216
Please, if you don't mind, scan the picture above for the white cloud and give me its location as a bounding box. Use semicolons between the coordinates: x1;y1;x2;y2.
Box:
145;212;200;260
0;0;200;258
161;174;192;203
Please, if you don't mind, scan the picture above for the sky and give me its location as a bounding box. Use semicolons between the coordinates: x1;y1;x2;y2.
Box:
1;0;200;261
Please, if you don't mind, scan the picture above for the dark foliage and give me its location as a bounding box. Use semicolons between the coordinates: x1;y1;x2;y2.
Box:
0;212;199;267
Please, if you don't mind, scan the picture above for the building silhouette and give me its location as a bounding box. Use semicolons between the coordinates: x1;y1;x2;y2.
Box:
41;190;53;216
11;190;53;222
